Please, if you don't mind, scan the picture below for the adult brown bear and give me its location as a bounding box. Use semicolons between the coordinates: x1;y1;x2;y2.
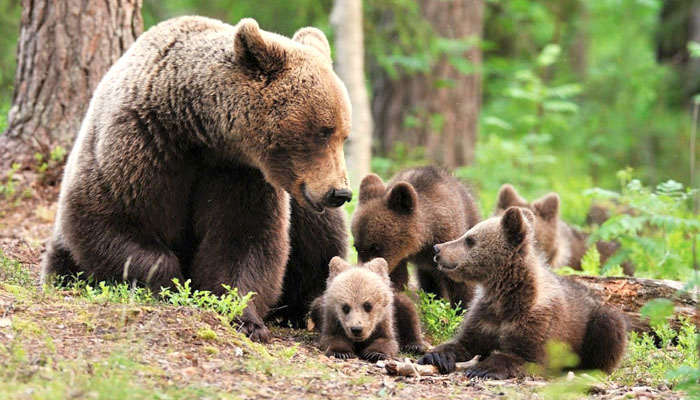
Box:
40;16;352;342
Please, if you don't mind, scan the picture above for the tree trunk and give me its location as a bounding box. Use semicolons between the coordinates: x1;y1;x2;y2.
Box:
331;0;373;185
569;275;698;334
1;0;143;169
372;0;483;168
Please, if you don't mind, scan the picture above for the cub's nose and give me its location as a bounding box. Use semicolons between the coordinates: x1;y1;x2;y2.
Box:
324;188;353;208
350;326;363;336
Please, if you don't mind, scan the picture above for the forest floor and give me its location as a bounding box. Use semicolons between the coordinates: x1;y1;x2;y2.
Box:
0;173;685;399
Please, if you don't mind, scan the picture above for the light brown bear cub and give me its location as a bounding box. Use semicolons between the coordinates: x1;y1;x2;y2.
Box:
420;207;627;378
352;166;481;352
313;257;398;361
496;184;633;274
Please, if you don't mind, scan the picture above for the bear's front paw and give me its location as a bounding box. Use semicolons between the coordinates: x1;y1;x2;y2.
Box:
360;351;389;362
464;366;510;380
417;351;456;374
240;320;271;343
401;342;427;355
327;350;355;360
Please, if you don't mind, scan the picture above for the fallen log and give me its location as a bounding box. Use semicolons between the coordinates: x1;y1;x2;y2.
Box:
567;275;698;334
380;356;480;377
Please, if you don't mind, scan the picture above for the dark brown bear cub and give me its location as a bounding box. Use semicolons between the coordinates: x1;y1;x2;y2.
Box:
421;207;627;379
313;257;398;361
351;166;481;352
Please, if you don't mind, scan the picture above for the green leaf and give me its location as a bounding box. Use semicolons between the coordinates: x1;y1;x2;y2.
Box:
688;41;700;58
537;44;561;66
581;246;601;275
640;298;674;327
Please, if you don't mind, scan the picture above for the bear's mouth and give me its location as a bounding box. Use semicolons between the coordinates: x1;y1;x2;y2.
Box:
436;261;459;271
301;183;325;214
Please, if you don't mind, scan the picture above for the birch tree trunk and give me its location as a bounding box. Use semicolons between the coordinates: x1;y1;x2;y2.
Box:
331;0;373;185
0;0;143;169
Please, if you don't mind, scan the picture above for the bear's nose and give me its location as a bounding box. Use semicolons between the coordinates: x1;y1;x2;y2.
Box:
350;326;363;336
433;245;441;254
324;188;353;208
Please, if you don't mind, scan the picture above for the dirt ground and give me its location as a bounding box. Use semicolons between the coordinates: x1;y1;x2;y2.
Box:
0;173;684;399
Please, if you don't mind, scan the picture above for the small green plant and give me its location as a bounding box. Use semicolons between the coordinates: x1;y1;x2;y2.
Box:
0;162;20;200
0;251;32;287
416;290;465;343
53;274;156;304
160;278;254;324
586;170;699;280
557;246;623;277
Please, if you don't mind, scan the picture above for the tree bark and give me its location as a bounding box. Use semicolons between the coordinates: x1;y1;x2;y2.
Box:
1;0;143;169
372;0;483;168
569;275;698;334
331;0;373;185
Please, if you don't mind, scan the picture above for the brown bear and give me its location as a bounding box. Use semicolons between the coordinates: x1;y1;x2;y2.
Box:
495;184;633;274
312;257;398;361
421;207;628;378
351;166;480;351
40;16;352;342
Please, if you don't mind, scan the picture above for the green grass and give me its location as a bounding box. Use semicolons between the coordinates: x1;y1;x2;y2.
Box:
416;290;465;344
0;250;32;287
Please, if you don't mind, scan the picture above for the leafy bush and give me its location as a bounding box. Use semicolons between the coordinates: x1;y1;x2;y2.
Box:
416;290;464;344
586;170;699;280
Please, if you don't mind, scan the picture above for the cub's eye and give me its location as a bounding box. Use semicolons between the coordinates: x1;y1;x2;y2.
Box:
465;237;476;247
363;302;372;312
369;244;382;254
342;304;351;314
320;127;334;139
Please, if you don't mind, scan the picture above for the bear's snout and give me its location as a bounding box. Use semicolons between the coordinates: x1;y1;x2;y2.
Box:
324;188;353;208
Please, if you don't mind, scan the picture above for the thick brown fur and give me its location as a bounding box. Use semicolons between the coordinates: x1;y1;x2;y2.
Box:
312;257;399;361
421;207;628;378
351;166;481;351
40;17;352;342
495;184;633;274
268;199;348;328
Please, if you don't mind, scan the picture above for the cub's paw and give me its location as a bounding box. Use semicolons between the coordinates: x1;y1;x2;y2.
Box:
327;350;355;360
417;351;456;374
464;366;509;380
401;342;427;355
240;320;271;343
361;351;389;362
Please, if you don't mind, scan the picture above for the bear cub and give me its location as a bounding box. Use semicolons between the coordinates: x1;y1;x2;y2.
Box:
496;184;633;275
312;257;399;361
421;207;627;379
352;166;480;352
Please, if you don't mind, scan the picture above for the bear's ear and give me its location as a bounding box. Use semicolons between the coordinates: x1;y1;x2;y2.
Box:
496;184;527;211
328;256;351;280
234;18;287;77
386;182;417;215
501;207;532;248
532;193;560;222
359;174;386;203
364;257;389;278
292;27;332;63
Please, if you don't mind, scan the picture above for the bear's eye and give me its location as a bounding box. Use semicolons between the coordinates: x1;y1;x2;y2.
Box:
363;302;372;312
369;244;382;254
342;304;351;314
465;237;476;247
320;126;334;140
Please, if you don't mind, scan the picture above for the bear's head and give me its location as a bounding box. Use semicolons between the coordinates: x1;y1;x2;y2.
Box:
230;19;352;212
324;256;393;342
351;174;424;271
433;207;536;283
495;184;561;265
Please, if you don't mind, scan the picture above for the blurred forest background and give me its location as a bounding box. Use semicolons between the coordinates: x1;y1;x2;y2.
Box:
0;0;698;278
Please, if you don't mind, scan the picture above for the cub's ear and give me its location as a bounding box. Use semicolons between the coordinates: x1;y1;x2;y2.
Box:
364;257;389;278
496;184;527;211
532;193;560;222
386;182;417;215
501;207;532;248
234;18;287;77
292;27;331;63
328;256;352;280
359;174;386;203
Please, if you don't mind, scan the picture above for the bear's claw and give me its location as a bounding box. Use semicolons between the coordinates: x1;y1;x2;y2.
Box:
401;342;427;355
329;351;355;360
240;321;271;343
361;351;388;362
